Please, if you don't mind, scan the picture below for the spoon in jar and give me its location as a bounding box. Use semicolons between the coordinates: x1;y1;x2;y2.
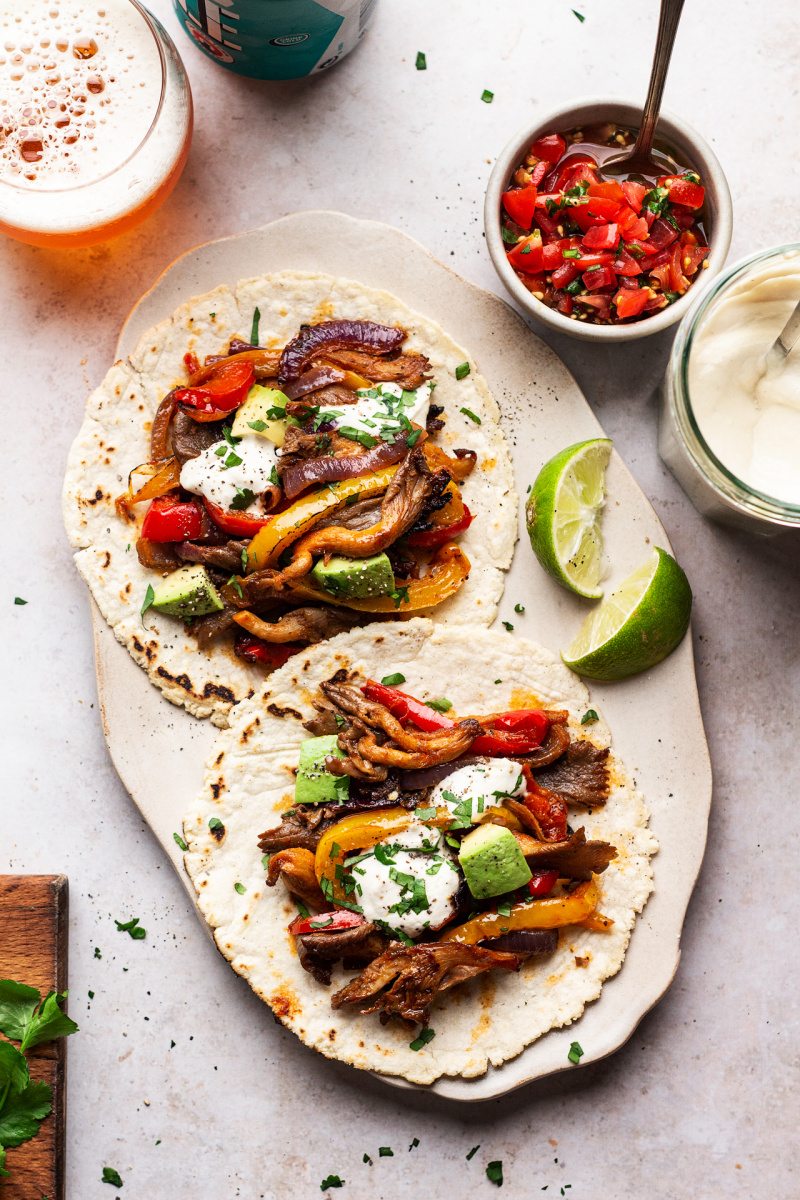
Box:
604;0;686;178
761;298;800;377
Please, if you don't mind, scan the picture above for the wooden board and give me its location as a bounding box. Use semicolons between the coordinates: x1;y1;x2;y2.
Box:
0;876;68;1200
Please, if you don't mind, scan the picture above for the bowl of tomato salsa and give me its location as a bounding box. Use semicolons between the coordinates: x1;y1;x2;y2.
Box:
485;97;732;342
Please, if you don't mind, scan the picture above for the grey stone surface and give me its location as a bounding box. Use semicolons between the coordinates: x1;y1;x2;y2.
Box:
1;0;798;1196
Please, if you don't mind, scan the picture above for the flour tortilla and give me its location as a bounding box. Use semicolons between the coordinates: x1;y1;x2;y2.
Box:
62;273;517;727
182;619;657;1084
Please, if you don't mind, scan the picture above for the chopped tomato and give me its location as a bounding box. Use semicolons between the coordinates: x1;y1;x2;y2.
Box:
611;248;642;277
658;174;705;209
620;216;649;241
588;180;625;205
645;217;680;252
530;133;566;163
175;359;255;417
203;497;273;537
573;196;622;231
648;262;672;290
621;180;646;212
681;244;709;276
234;632;302;668
502;185;538;230
583;264;617;291
507;229;543;273
614;287;650;319
551;260;581;288
518;272;548;296
141;496;203;543
581;223;619;251
668;243;691;294
615;205;640;234
670;204;698;231
574;250;615;269
534;209;563;239
542;243;564;269
406;504;473;547
530;160;549;187
289;910;365;935
546;153;598;194
555;292;574;316
527;870;559;898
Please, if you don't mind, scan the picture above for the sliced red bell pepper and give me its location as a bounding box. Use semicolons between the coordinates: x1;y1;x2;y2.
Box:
492;709;550;738
527;869;559;898
359;683;551;752
289;910;365;935
361;681;453;731
405;504;473;547
174;359;255;417
141;496;203;543
203;497;273;537
502;185;538;230
530;133;566;163
183;351;200;376
581;222;619;251
507;230;543;273
658;174;705;209
613;287;650;319
521;765;568;842
621;181;646;212
234;632;302;668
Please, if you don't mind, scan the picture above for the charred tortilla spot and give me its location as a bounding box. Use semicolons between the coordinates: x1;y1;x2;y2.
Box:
375;637;384;644
215;752;225;766
87;488;106;506
156;666;196;694
132;636;144;653
267;702;304;722
270;990;300;1021
202;682;235;703
328;1029;336;1041
145;644;155;662
102;551;111;568
209;816;224;838
125;583;131;594
210;780;224;801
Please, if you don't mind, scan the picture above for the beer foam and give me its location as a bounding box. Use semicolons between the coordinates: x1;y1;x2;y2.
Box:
0;1;163;189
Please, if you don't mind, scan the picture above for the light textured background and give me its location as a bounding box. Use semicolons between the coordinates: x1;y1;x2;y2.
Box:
1;1;798;1197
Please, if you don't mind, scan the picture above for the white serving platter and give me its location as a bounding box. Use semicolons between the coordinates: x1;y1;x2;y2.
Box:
90;210;712;1100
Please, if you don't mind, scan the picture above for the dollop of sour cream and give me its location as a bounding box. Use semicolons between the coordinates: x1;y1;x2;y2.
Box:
688;257;800;504
429;759;525;825
321;382;432;439
354;819;460;937
180;433;278;513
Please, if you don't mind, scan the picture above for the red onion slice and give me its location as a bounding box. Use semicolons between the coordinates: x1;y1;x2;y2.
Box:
279;320;406;382
399;756;490;792
280;436;410;500
283;365;347;400
481;929;558;955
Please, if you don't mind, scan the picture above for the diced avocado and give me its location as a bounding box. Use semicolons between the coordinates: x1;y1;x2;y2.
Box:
151;565;224;618
312;552;395;599
295;734;350;805
231;385;295;446
458;824;532;900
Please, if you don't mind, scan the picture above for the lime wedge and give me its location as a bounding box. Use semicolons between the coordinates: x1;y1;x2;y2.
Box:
562;547;692;680
525;439;612;598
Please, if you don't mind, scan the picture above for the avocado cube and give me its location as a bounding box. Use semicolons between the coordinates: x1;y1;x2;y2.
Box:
312;552;395;600
230;385;294;446
295;735;350;805
151;565;224;618
458;824;532;900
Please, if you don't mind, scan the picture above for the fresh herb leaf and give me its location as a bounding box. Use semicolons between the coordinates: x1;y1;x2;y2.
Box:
234;882;246;895
262;854;271;870
565;279;583;295
414;806;437;821
481;89;494;103
94;948;102;959
250;307;261;345
497;899;512;917
208;817;224;832
114;917;145;941
642;185;669;216
466;1145;480;1160
13;597;27;606
568;1041;584;1064
415;50;426;70
514;603;525;613
0;1041;29;1094
409;1137;420;1150
102;1167;124;1187
296;901;310;920
406;429;422;448
445;834;460;849
379;1147;393;1157
443;790;474;830
0;1080;52;1148
389;586;410;609
337;426;378;449
502;621;514;631
247;419;267;432
141;583;155;623
225;575;243;599
460;406;482;424
373;843;397;867
581;709;599;725
487;1160;504;1185
495;679;502;684
409;1027;435;1051
455;362;471;380
501;227;518;245
173;832;188;851
425;697;452;712
381;672;406;686
572;9;585;21
320;1175;344;1190
230;486;256;512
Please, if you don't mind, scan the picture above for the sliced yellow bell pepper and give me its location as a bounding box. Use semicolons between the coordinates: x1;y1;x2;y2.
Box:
287;542;471;613
440;879;600;943
427;481;464;529
315;807;412;904
245;465;399;572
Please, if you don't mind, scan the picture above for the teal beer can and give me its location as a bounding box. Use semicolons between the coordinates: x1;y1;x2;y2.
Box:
172;0;377;80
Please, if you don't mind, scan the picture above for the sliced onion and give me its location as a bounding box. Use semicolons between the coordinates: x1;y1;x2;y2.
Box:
283;365;346;400
281;436;410;500
399;756;490;792
279;320;406;382
481;929;558;955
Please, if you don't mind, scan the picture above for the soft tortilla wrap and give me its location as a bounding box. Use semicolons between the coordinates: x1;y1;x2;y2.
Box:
182;619;656;1084
63;273;517;727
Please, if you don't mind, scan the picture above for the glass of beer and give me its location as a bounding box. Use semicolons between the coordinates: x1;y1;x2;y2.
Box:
0;1;193;248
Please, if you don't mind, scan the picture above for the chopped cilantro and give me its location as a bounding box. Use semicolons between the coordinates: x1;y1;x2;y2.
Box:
642;185;669;216
409;1137;420;1150
445;834;460;849
241;548;249;572
334;713;345;728
101;1167;124;1187
487;1161;504;1186
381;672;406;686
502;621;514;632
514;603;525;613
320;1175;344;1190
173;832;188;852
379;1147;393;1157
389;586;410;609
409;1027;435;1051
501;227;518;245
415;51;426;70
572;9;585;21
247;419;267;432
443;790;474;830
495;679;502;684
114;917;145;940
466;1145;480;1160
0;981;79;1051
497;899;512;917
208;817;224;832
261;854;271;869
581;709;599;725
568;1040;584;1064
13;597;27;606
234;882;246;895
295;901;310;919
230;486;256;511
226;575;243;598
94;948;102;959
250;306;261;345
455;361;471;380
460;406;482;424
481;89;494;103
337;426;378;449
363;1153;372;1164
140;583;155;623
407;429;422;447
425;697;452;712
414;806;437;821
374;843;396;867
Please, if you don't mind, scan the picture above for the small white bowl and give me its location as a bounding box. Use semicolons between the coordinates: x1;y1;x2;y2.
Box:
484;95;733;343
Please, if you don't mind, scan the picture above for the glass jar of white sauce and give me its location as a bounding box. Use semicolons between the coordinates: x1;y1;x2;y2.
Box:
659;245;800;534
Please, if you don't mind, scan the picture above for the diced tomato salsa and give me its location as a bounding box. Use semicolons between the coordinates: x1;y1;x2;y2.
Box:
500;122;709;325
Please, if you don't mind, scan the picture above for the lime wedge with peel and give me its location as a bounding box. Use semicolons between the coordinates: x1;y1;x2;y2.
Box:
526;438;612;598
562;547;692;680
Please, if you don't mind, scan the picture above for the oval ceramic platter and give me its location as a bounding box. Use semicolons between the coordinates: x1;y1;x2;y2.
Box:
88;210;712;1100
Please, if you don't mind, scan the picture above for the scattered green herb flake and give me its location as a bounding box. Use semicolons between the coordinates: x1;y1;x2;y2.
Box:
295;901;310;921
445;834;460;849
379;1147;393;1157
101;1167;124;1187
226;575;244;598
247;419;267;432
409;1027;435;1051
455;361;471;380
334;713;345;728
460;406;482;424
415;50;426;70
208;817;224;832
572;9;585;21
497;899;512;917
581;709;599;725
170;1040;175;1049
381;672;406;686
330;842;342;860
155;1139;161;1145
88;990;94;1000
363;1153;372;1164
568;1040;584;1064
466;1145;480;1161
501;227;518;245
389;585;410;609
114;917;145;940
173;831;188;852
409;1138;420;1150
260;854;271;871
234;882;246;895
140;583;155;624
414;806;437;821
487;1160;504;1186
13;597;27;606
250;307;261;345
514;603;525;613
481;89;494;103
94;948;102;960
495;679;502;684
320;1175;344;1190
425;697;452;712
230;486;256;512
502;621;514;632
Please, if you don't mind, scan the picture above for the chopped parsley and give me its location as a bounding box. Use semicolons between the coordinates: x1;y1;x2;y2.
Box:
572;9;585;21
141;583;155;623
581;709;599;725
414;806;437;821
425;697;452;712
514;603;525;613
208;817;224;832
487;1161;504;1186
247;419;267;432
13;597;27;606
378;1147;393;1157
320;1175;344;1190
363;1153;372;1164
455;362;471;380
460;406;482;424
389;586;410;609
443;790;474;830
642;185;669;216
481;89;494;103
381;672;406;686
250;306;261;345
102;1167;124;1187
409;1138;420;1150
234;882;246;895
568;1040;584;1064
409;1027;435;1051
502;621;514;632
501;227;518;245
466;1145;480;1160
0;980;79;1053
114;917;145;940
415;50;426;70
226;576;243;598
230;486;256;511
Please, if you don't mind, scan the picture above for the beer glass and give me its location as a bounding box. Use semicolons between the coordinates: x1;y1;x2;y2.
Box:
0;0;193;248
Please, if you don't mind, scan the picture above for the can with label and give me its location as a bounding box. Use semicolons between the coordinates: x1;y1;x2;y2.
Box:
172;0;377;80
